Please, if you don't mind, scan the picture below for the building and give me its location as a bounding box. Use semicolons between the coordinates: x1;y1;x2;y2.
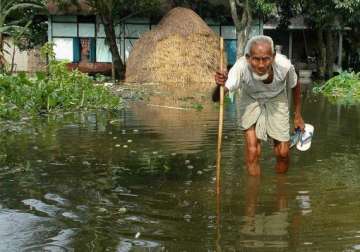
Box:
47;2;347;74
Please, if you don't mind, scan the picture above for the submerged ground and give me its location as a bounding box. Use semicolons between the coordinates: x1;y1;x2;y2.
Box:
1;85;360;251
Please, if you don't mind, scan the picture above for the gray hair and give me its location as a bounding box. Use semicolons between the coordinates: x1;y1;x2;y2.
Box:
244;35;275;56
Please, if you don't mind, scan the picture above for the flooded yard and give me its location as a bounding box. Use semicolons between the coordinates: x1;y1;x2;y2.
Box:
1;92;360;251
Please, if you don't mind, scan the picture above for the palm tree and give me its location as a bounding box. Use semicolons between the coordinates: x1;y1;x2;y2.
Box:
0;0;45;73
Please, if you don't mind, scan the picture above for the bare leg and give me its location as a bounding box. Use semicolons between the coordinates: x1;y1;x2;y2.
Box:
244;126;261;176
273;140;290;173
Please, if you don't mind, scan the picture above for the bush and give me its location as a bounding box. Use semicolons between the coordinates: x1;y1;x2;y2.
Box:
0;44;123;120
312;71;360;104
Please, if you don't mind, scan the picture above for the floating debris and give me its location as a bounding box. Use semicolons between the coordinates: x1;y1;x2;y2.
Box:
44;193;68;206
62;211;80;221
187;165;194;170
298;191;309;194
184;214;192;222
185;160;191;165
135;232;141;239
197;170;203;175
97;207;107;213
110;119;121;125
118;207;127;214
82;161;91;166
115;144;121;147
127;139;133;143
133;129;139;133
123;145;128;148
113;137;118;140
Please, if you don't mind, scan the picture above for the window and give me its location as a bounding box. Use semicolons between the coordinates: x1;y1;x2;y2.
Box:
53;23;77;37
53;38;74;61
79;23;95;37
96;38;112;62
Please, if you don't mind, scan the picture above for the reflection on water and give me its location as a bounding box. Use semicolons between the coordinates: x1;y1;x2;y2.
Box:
1;91;360;251
239;177;289;248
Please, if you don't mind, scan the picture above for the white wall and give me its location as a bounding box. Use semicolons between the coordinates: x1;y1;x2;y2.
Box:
3;38;28;72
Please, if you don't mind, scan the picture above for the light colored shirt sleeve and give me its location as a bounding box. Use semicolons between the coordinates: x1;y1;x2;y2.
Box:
225;59;244;92
287;65;298;88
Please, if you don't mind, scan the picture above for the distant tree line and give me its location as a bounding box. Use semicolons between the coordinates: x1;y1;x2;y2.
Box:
1;0;360;78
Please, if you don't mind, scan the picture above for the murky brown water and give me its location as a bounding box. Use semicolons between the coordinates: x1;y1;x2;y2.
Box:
1;90;360;251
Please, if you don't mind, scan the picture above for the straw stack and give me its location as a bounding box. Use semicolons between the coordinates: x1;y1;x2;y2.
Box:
125;7;226;85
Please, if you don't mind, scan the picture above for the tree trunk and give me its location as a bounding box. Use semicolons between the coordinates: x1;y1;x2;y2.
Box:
10;43;16;74
325;30;336;79
100;15;125;80
229;0;252;58
316;29;326;79
0;33;5;73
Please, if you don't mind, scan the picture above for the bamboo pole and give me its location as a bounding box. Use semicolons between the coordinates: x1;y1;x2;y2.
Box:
216;38;224;200
215;37;224;252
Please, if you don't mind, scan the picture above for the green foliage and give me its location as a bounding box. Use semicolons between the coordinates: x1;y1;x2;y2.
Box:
40;41;56;60
251;0;276;16
0;43;123;120
278;0;360;28
0;0;45;72
312;71;360;104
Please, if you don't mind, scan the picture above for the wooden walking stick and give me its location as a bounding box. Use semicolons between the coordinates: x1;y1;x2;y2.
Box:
215;37;224;251
216;37;224;199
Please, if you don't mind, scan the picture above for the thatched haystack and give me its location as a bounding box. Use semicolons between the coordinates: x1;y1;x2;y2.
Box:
125;7;226;84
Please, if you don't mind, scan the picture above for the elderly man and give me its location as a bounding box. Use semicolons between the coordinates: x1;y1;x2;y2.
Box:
214;35;304;176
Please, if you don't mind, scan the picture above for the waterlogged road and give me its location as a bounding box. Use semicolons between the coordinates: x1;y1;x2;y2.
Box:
1;95;360;251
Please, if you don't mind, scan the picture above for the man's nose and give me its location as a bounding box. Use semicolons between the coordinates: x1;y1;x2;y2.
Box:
258;59;267;67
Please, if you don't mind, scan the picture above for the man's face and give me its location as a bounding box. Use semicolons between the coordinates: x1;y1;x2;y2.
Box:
246;42;275;77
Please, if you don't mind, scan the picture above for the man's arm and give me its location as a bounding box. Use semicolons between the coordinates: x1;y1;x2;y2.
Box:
213;59;244;102
292;80;305;131
212;72;229;102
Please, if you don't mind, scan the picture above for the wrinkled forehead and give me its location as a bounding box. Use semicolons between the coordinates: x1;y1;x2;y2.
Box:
249;42;273;56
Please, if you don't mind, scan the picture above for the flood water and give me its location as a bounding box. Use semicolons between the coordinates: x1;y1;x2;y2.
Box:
1;91;360;252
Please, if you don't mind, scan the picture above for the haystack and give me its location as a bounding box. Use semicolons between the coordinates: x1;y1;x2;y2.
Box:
125;7;226;84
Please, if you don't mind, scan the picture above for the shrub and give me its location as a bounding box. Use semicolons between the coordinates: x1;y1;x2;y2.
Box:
313;71;360;104
0;43;122;120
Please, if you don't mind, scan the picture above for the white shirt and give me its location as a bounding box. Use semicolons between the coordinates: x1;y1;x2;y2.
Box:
225;53;297;102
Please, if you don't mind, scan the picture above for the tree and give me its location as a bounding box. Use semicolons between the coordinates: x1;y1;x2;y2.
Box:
55;0;161;80
229;0;274;58
274;0;360;78
0;0;45;73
